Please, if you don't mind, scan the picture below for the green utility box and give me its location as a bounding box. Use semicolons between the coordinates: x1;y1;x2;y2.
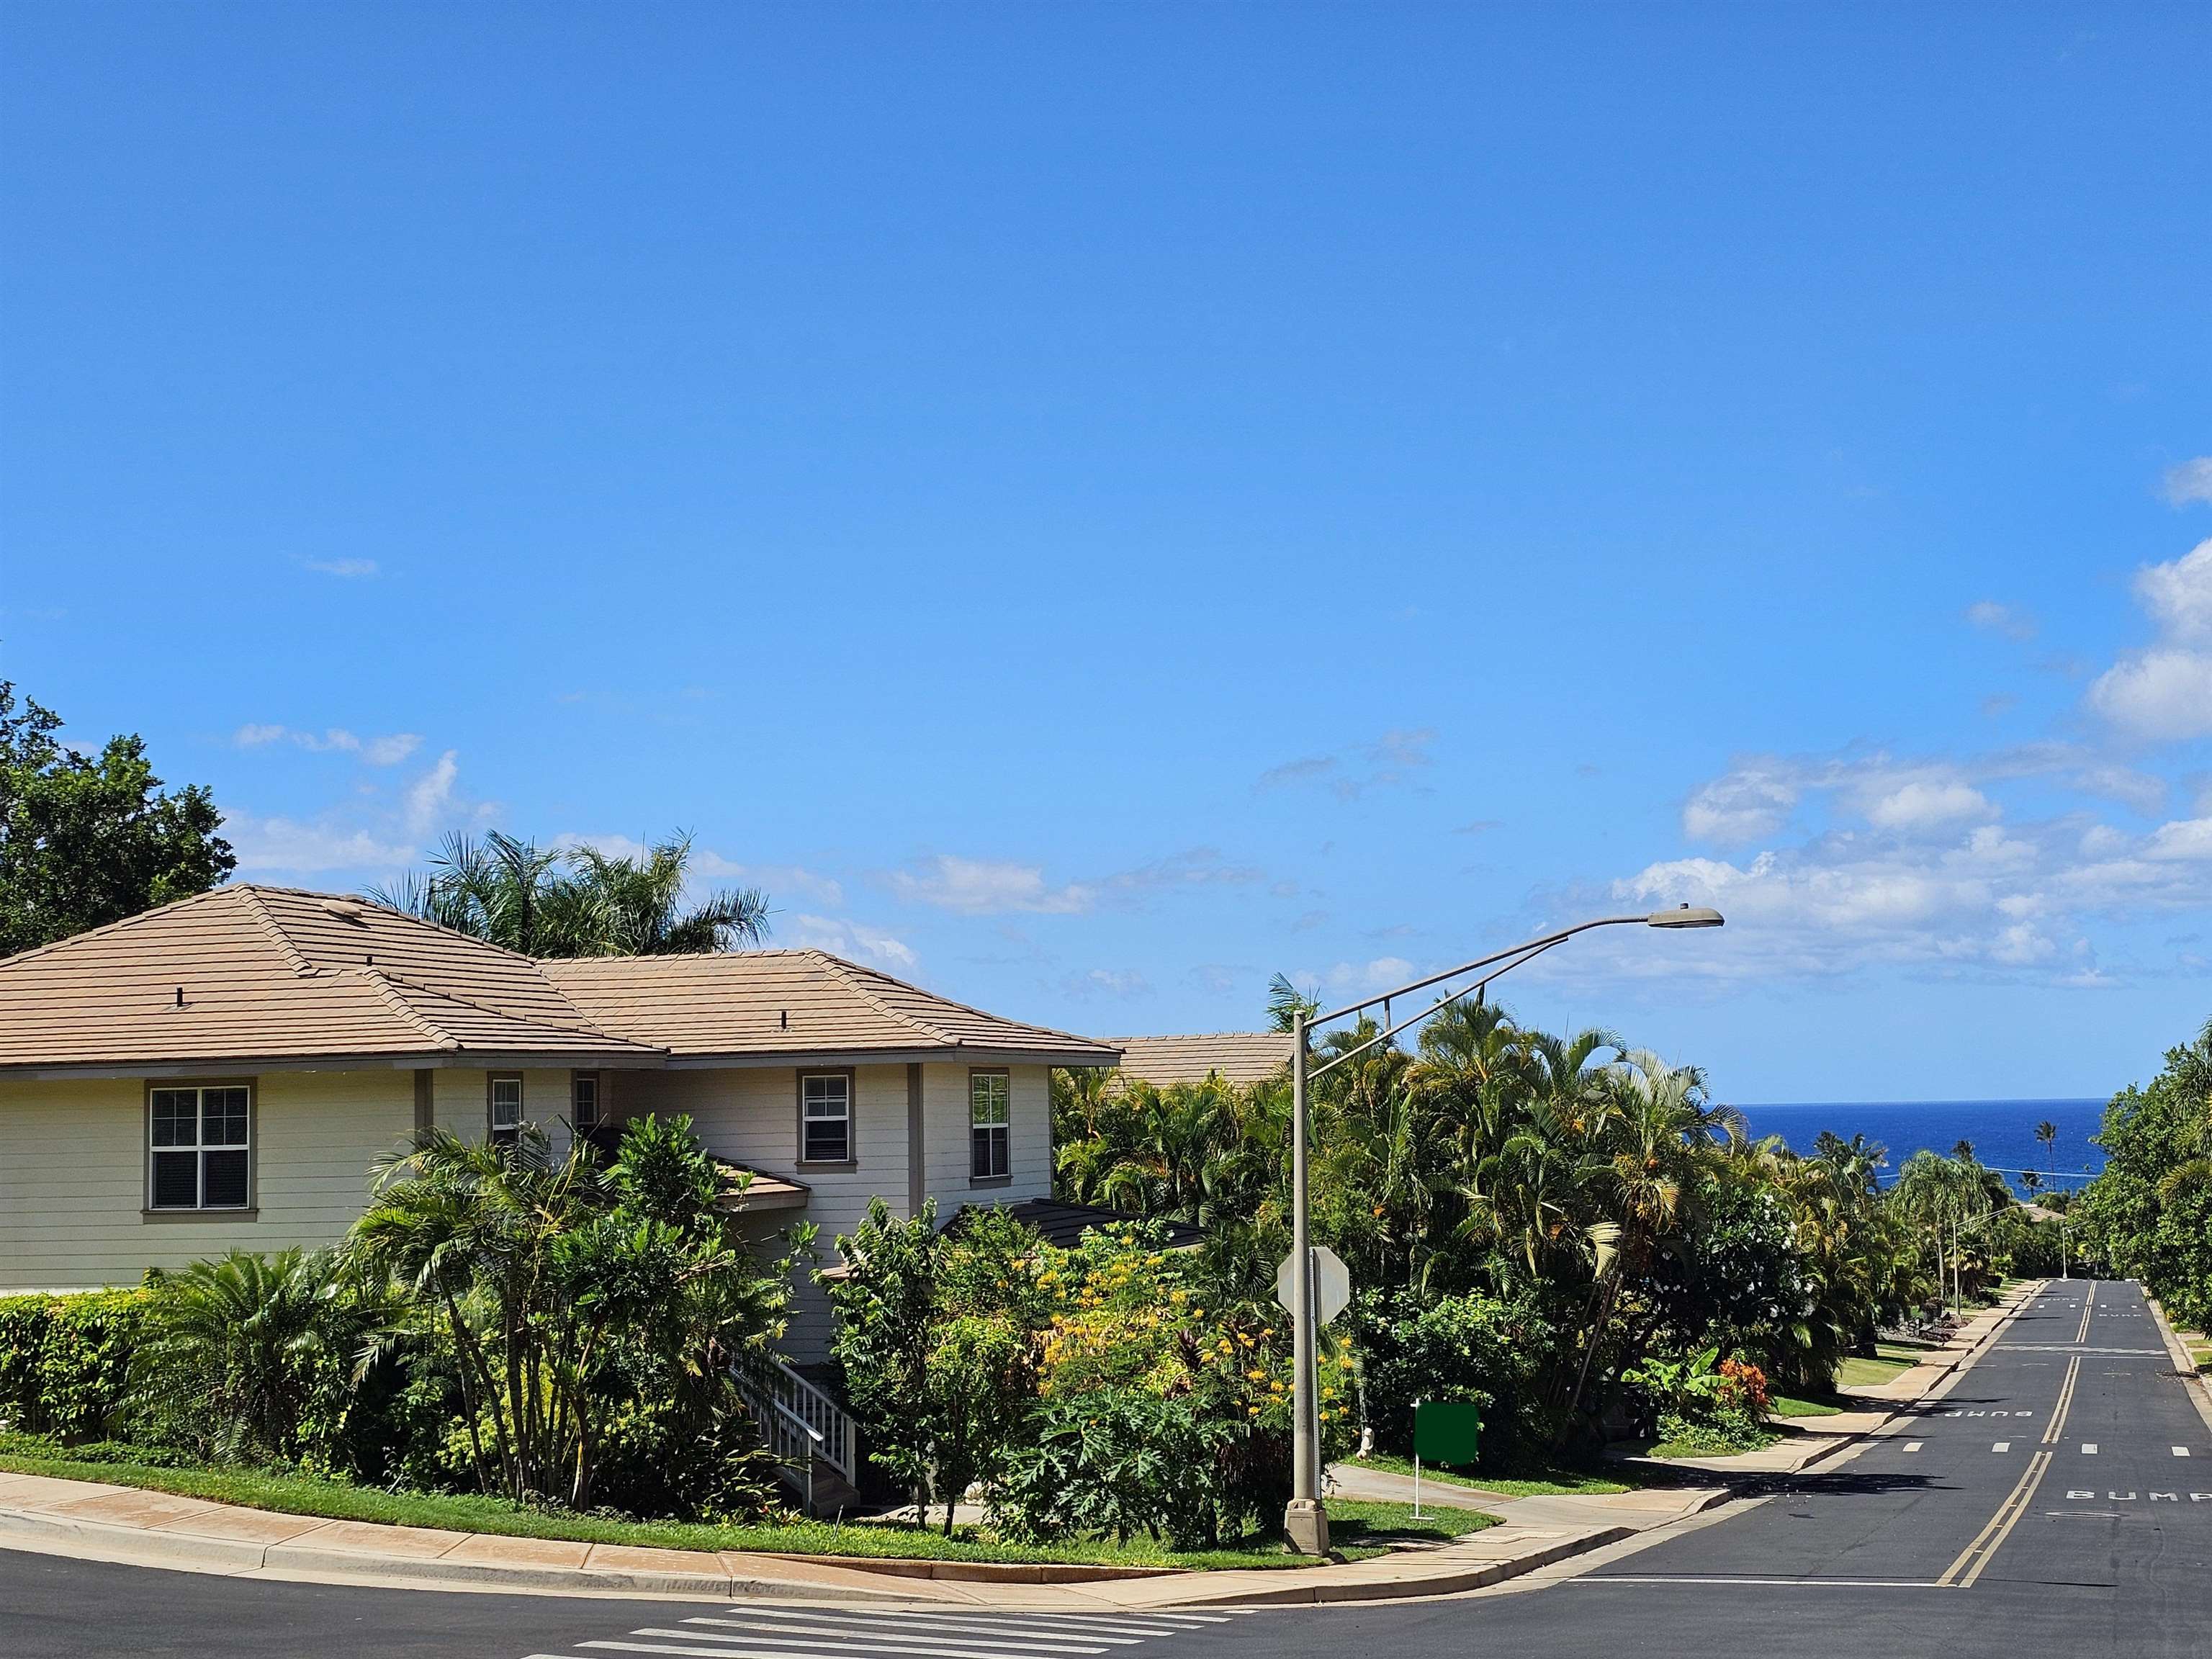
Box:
1413;1400;1483;1467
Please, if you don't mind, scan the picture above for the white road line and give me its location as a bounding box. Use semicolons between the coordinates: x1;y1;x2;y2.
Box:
2177;1447;2193;1457
886;1611;1210;1637
1992;1442;2010;1452
680;1619;1111;1656
1905;1442;1923;1452
692;1615;1141;1647
642;1627;1106;1659
2083;1442;2099;1454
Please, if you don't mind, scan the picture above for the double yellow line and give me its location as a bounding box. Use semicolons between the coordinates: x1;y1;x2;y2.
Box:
2076;1283;2095;1344
1938;1349;2082;1588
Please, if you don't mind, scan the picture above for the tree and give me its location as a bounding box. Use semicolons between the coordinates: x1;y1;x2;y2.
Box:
2036;1120;2059;1177
820;1199;1046;1532
349;1115;795;1511
0;681;235;956
366;830;768;956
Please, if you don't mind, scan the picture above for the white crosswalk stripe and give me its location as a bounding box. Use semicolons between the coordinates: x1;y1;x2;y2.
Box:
524;1603;1258;1659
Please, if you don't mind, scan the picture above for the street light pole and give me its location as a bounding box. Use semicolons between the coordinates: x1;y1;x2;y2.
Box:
1278;904;1724;1556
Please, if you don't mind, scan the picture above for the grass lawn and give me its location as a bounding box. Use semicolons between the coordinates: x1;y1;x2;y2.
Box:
1340;1452;1635;1498
0;1436;1496;1572
1835;1347;1920;1391
1323;1500;1498;1560
1770;1395;1844;1419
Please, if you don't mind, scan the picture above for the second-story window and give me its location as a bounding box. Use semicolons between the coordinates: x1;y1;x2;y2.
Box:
970;1069;1010;1179
800;1071;852;1163
489;1074;523;1146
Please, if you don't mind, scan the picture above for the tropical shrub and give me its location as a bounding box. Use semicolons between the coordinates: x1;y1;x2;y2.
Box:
349;1112;801;1515
129;1249;398;1468
1349;1285;1559;1465
0;1289;148;1442
1623;1344;1770;1453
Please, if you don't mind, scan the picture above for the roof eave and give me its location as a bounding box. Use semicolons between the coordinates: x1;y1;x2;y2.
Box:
660;1043;1123;1070
0;1048;671;1082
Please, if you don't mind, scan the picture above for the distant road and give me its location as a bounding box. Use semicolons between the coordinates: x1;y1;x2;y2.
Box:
3;1280;2206;1658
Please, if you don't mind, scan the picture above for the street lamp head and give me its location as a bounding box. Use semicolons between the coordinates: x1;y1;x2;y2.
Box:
1647;904;1725;929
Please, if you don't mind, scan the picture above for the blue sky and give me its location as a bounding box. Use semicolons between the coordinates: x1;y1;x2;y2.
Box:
4;4;2208;1103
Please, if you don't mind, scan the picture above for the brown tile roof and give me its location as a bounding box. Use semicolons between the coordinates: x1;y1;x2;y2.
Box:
0;885;665;1074
541;951;1120;1065
0;885;1122;1074
1102;1032;1293;1088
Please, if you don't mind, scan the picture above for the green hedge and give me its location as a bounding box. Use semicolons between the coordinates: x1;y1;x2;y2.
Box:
0;1290;148;1442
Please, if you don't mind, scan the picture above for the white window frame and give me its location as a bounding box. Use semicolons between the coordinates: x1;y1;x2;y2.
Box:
146;1082;253;1213
571;1070;601;1133
489;1074;523;1144
969;1069;1011;1182
799;1070;854;1165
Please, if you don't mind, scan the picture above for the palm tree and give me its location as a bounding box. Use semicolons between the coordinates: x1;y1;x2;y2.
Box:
2036;1120;2059;1178
366;831;768;956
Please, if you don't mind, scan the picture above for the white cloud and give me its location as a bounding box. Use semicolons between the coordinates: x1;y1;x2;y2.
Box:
2088;647;2212;740
889;855;1095;916
2161;457;2212;508
2131;537;2212;640
2088;539;2212;740
1683;763;1799;843
223;814;418;874
233;724;421;766
302;557;379;578
1966;600;2037;642
404;750;460;836
1862;780;1995;832
789;914;919;971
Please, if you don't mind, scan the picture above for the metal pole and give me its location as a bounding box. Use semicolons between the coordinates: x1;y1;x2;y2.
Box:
1283;1010;1328;1555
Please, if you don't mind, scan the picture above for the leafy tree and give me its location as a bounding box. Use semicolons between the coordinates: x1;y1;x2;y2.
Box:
366;830;767;956
2074;1019;2212;1327
2036;1119;2059;1177
820;1200;1046;1532
349;1114;797;1512
0;681;234;956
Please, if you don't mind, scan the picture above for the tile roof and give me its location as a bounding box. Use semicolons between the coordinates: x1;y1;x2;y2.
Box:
541;951;1120;1064
0;885;1121;1074
0;885;660;1074
1101;1032;1294;1088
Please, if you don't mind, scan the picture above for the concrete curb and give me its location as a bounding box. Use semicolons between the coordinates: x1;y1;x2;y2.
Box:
0;1505;912;1602
2142;1291;2212;1439
1159;1524;1640;1607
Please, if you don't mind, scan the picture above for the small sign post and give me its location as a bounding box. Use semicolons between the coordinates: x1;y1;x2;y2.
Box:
1411;1400;1483;1519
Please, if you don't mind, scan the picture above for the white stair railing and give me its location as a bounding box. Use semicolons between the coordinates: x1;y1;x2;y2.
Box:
739;1357;858;1491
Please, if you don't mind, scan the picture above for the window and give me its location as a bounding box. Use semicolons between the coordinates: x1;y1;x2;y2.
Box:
147;1084;252;1211
571;1071;601;1133
489;1074;523;1145
800;1071;852;1164
970;1070;1010;1180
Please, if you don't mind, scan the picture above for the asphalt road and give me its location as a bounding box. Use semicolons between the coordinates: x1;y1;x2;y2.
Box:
3;1280;2206;1659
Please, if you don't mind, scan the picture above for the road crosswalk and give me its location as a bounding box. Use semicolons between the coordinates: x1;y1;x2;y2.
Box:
523;1604;1260;1659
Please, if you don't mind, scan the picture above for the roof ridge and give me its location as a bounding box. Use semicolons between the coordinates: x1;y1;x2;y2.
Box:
0;883;246;974
372;966;660;1051
538;948;814;967
234;887;317;977
353;967;461;1051
802;949;948;1043
833;953;1105;1050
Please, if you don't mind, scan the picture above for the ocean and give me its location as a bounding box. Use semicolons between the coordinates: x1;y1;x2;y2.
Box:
1730;1098;2109;1196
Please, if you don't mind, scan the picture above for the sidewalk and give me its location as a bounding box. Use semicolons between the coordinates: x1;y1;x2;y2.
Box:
0;1283;2041;1610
